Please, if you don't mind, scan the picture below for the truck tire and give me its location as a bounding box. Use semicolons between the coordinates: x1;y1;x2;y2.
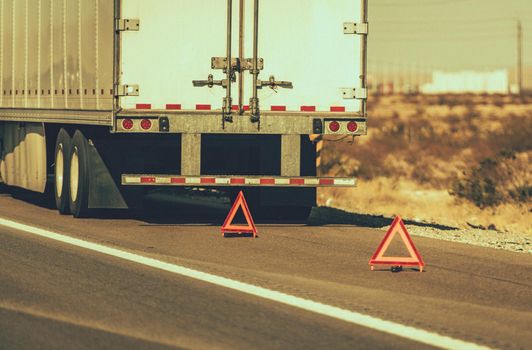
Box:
69;130;90;218
54;129;72;214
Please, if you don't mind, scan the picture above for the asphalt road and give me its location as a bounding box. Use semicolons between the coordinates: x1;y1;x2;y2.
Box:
0;189;531;350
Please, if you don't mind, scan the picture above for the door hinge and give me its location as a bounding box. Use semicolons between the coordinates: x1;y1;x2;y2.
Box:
343;22;368;35
341;88;367;100
115;84;139;97
116;19;140;32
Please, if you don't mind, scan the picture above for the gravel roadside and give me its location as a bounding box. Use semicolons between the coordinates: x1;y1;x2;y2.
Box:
404;225;531;254
309;206;531;254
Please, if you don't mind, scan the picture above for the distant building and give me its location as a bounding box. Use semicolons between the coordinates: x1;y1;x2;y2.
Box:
421;70;509;94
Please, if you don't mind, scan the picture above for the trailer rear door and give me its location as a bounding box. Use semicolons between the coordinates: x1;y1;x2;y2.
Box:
119;0;364;114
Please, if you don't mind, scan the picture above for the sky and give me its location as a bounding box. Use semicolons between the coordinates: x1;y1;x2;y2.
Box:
368;0;532;86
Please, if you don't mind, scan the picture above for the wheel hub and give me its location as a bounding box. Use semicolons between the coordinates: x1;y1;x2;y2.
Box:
70;148;79;203
55;145;64;198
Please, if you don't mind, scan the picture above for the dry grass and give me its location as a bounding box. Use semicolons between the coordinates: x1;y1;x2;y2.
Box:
319;95;532;234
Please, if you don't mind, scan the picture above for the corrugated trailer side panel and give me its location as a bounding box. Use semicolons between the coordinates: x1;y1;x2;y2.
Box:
27;1;40;108
0;0;115;112
0;0;13;109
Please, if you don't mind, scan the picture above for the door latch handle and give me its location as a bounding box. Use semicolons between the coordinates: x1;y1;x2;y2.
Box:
257;76;293;90
193;74;227;88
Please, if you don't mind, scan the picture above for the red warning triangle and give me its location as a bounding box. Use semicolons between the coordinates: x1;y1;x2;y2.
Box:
369;216;425;272
221;191;258;238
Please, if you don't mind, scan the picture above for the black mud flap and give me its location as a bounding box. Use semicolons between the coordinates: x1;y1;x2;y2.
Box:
87;138;144;209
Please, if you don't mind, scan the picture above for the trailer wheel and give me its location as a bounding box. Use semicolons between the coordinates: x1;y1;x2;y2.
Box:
69;130;90;218
54;129;72;214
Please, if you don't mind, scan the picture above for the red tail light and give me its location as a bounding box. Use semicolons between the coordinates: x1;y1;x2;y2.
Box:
328;121;340;133
122;119;134;130
140;119;152;130
347;121;358;132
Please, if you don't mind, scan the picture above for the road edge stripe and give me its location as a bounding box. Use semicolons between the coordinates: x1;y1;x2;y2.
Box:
0;217;492;350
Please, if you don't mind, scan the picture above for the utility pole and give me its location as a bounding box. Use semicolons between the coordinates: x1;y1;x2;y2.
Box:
517;20;523;97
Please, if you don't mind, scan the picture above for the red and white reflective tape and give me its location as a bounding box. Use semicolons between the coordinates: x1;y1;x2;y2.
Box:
122;175;356;187
131;104;352;112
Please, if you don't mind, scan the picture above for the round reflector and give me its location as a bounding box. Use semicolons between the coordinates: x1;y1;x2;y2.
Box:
140;119;152;130
328;121;340;133
122;119;134;130
347;121;358;132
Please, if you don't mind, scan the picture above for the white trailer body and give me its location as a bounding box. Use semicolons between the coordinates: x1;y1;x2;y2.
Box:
120;0;363;113
0;0;368;218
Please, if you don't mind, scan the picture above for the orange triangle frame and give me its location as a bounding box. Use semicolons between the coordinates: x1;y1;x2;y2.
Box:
369;216;425;272
221;191;258;238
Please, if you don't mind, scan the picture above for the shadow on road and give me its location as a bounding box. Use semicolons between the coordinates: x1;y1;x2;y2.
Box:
0;184;56;210
0;185;457;231
308;206;457;231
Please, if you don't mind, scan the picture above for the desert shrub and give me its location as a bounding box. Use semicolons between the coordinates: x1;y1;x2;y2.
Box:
493;96;505;108
452;158;503;207
370;94;381;106
484;115;532;154
322;95;532;194
452;150;531;208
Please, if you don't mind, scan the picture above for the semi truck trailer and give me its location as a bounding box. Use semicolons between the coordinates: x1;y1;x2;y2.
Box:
0;0;368;219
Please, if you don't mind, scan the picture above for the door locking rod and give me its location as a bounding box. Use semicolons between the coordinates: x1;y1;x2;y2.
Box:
250;0;260;123
223;0;234;123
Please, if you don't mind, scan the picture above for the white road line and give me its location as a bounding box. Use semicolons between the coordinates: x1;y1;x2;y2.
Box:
0;217;492;350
